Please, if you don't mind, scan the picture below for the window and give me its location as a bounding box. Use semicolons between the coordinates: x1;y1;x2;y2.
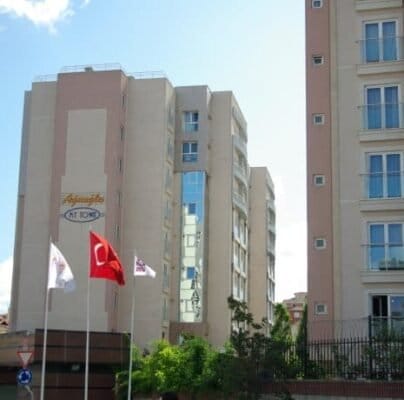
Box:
162;297;168;321
120;125;124;141
314;238;326;249
364;21;397;63
164;200;172;222
315;303;327;315
368;223;404;270
186;266;195;280
184;111;199;132
371;295;404;334
314;174;325;186
167;135;174;161
163;264;169;289
313;114;325;125
312;0;323;7
312;55;324;65
365;85;399;130
165;167;172;190
186;234;196;247
187;203;196;215
233;244;239;268
164;231;170;255
367;153;402;198
168;104;175;127
240;249;246;273
182;142;198;162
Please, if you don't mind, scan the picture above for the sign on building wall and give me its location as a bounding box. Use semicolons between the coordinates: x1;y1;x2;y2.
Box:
60;193;105;223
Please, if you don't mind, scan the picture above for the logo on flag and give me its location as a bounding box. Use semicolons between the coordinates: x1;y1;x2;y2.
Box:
89;231;125;285
48;243;76;292
134;256;156;278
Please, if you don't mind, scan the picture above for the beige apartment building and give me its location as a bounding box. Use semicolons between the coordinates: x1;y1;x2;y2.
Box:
307;0;404;339
10;65;276;348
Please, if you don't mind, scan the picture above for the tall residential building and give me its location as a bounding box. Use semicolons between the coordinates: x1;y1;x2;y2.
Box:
249;167;276;330
306;0;404;339
11;65;275;348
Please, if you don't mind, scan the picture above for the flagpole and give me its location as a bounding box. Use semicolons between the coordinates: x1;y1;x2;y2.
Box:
84;272;90;400
127;253;136;400
40;241;52;400
84;238;91;400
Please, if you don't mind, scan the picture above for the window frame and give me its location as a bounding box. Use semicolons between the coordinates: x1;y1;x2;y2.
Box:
183;111;199;133
364;84;401;130
315;303;327;315
313;113;325;125
368;222;404;270
314;174;325;186
312;55;324;65
182;141;198;162
312;0;323;8
363;20;398;63
366;152;402;199
314;238;326;249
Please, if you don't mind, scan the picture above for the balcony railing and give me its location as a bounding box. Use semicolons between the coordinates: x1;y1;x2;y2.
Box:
359;36;404;64
359;103;403;130
233;192;248;216
364;244;404;270
361;172;403;199
233;135;247;156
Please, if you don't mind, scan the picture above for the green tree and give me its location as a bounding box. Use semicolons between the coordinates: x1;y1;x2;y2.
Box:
271;303;292;343
226;296;271;400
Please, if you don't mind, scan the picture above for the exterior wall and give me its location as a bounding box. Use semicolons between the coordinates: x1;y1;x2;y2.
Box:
306;0;335;339
50;70;127;332
206;92;234;346
120;77;174;346
10;82;57;332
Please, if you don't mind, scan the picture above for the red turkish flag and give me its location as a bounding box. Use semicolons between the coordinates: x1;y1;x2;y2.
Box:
89;231;125;285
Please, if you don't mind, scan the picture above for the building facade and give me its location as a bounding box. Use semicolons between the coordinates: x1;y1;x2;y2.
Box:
306;0;404;339
249;167;276;331
11;65;275;348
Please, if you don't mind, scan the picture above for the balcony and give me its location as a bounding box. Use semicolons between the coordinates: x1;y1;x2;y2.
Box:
365;244;404;271
233;192;248;217
234;163;248;188
268;221;276;234
359;103;404;132
361;172;403;199
233;135;247;157
357;36;404;75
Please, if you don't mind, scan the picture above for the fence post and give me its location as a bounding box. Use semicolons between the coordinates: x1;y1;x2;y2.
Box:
368;315;373;379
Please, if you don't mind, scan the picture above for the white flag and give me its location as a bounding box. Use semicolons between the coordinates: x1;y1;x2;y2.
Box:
134;256;156;278
48;243;76;292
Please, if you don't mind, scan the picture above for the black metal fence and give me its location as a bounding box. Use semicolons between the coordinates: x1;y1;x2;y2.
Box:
289;334;404;380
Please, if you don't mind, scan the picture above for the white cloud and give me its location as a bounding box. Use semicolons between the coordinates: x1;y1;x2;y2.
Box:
0;257;13;314
0;0;78;31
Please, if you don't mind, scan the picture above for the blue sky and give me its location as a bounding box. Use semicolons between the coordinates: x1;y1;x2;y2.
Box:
0;0;306;313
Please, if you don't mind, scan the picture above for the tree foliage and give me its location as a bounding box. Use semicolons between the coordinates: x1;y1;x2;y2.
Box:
116;298;297;399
